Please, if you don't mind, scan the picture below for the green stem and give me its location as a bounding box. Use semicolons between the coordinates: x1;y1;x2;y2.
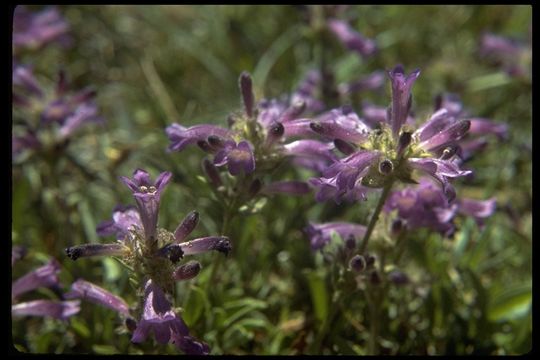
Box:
365;284;381;355
359;180;395;254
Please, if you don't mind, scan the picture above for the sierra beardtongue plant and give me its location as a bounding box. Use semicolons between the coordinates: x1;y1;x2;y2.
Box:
65;169;231;354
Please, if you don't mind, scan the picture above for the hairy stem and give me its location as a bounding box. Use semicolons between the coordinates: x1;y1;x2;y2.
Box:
359;180;394;254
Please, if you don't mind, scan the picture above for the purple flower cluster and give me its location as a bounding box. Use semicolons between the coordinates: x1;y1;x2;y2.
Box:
384;179;496;237
12;251;80;320
13;6;71;52
478;32;531;79
309;65;473;203
13;66;103;158
166;71;340;196
65;169;229;354
12;7;103;161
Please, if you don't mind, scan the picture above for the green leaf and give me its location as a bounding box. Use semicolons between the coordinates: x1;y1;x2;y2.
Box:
102;257;122;282
183;285;209;327
488;284;532;322
92;344;119;354
304;269;329;324
70;318;91;339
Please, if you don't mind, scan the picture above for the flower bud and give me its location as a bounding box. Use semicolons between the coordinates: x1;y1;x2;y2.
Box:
249;178;263;198
125;317;137;332
65;244;128;261
378;159;394;175
239;71;254;118
370;270;381;285
345;234;356;250
173;260;202;281
174;210;200;243
202;158;222;188
366;254;376;268
388;270;409;285
391;219;403;236
349;254;366;272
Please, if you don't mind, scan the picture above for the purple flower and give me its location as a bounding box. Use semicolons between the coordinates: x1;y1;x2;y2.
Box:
283;139;337;173
12;259;61;300
308;66;474;203
456;197;497;228
384;179;496;236
327;19;376;57
13;6;71;51
305;222;366;250
57;102;103;140
479;32;531;78
12;64;43;97
290;70;325;113
65;279;131;316
214;140;256;176
387;65;420;139
384;180;456;236
11;257;80;321
120;169;172;242
13;67;104;158
12;300;80;320
131;280;209;354
309;106;370;144
435;93;509;162
131;280;190;345
166;123;232;152
96;205;142;241
12;246;27;267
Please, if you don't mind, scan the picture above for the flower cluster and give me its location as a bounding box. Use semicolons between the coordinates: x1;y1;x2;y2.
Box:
384;178;496;237
166;72;337;198
12;248;80;321
309;65;472;203
12;7;103;161
65;169;231;354
13;6;71;52
478;32;531;79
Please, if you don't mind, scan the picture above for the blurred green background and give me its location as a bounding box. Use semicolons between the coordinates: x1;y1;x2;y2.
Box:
12;5;531;355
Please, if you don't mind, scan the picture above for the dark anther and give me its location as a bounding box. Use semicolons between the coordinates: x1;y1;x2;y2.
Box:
378;159;394;175
270;122;284;138
214;237;232;256
65;247;82;261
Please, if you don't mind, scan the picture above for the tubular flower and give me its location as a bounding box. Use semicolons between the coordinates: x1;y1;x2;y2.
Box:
384;179;496;237
478;32;531;79
309;65;474;203
66;169;230;353
327;19;377;58
166;71;338;180
13;6;71;51
11;256;80;320
434;93;509;162
305;222;366;250
12;66;104;159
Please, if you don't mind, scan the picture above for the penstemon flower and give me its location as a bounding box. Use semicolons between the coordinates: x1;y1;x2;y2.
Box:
166;72;338;198
478;32;531;79
309;65;473;203
11;253;80;320
13;6;71;52
12;65;104;159
65;168;230;354
434;93;508;163
384;178;496;237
